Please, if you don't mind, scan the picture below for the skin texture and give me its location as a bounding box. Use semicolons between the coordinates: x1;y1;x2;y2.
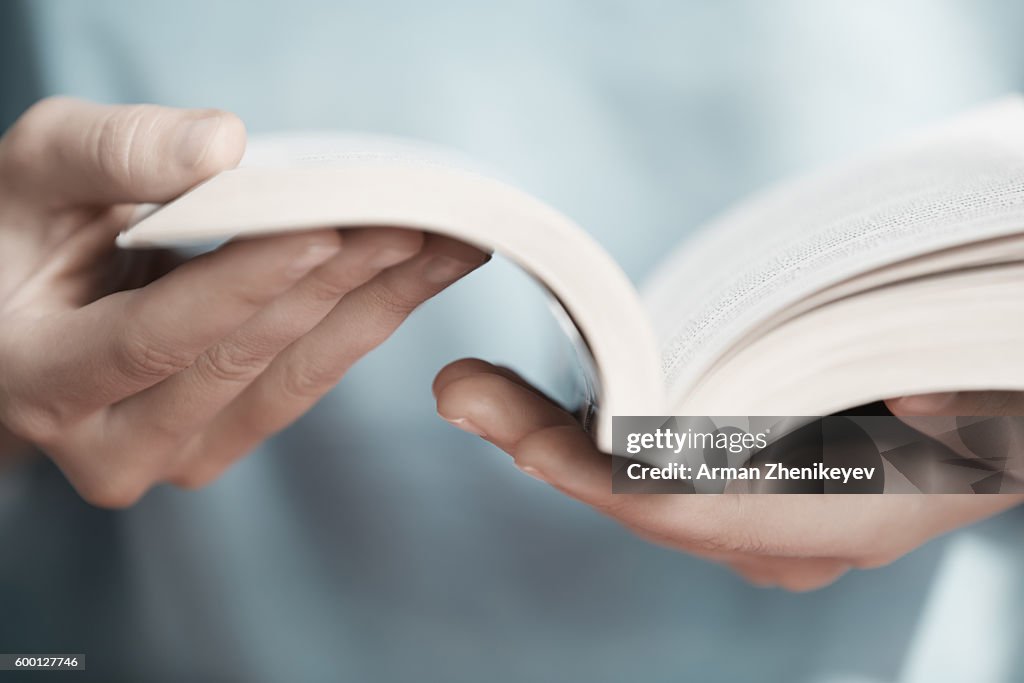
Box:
434;360;1024;591
0;97;489;507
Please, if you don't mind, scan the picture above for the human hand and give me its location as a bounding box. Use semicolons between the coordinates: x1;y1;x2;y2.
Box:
887;392;1024;461
433;359;1023;591
0;97;489;507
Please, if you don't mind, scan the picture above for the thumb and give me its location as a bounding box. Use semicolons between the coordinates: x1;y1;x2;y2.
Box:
886;391;1024;419
0;97;245;210
886;391;1024;461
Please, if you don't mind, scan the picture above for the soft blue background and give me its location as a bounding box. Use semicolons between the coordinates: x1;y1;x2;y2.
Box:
2;1;1024;681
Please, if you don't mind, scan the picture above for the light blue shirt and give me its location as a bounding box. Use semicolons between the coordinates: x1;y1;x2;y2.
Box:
2;1;1024;681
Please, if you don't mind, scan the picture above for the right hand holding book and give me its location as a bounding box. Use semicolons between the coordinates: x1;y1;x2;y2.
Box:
435;359;1024;591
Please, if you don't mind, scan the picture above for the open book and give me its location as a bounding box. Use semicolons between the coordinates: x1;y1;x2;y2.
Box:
119;96;1024;453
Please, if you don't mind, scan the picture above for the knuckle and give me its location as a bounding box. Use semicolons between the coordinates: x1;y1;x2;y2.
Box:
196;339;268;383
724;528;774;555
229;279;278;309
117;328;195;381
303;268;359;304
711;524;775;555
279;357;341;400
92;105;150;186
363;281;423;317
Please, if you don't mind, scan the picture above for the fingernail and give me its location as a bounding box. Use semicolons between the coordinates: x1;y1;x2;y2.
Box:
517;464;547;483
422;254;488;284
287;243;340;277
892;392;959;414
176;115;223;166
444;416;486;438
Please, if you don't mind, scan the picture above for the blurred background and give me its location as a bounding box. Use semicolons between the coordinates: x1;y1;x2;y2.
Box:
2;1;1024;681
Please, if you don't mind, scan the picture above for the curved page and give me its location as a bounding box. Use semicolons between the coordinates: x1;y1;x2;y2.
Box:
118;134;666;450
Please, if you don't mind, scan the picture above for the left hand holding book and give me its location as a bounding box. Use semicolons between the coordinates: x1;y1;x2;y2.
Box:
0;97;487;506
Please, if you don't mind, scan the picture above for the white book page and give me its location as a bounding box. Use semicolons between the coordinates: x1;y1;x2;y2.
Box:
119;133;667;449
643;96;1024;407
